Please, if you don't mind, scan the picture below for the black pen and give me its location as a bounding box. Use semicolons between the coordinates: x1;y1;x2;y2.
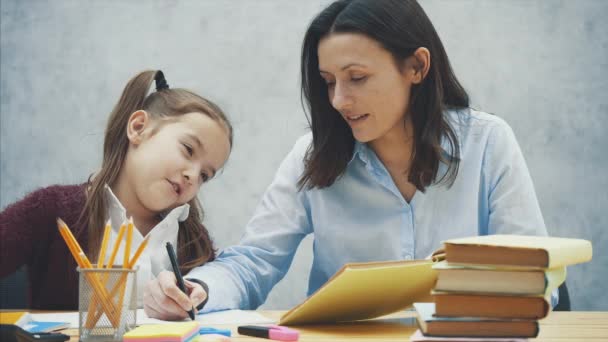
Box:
166;242;195;320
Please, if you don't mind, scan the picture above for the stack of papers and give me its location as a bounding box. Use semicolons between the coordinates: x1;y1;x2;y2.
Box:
31;309;275;329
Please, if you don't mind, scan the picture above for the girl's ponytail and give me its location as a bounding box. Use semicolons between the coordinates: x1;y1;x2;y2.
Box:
80;70;158;257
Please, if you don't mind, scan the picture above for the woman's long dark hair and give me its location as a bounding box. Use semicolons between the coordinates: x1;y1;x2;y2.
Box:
299;0;469;191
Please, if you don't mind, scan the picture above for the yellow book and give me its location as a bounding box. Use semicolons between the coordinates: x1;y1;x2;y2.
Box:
279;260;437;326
122;322;200;342
0;311;30;326
444;235;592;268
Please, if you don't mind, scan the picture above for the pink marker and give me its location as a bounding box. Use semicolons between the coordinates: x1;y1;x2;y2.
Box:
237;325;299;341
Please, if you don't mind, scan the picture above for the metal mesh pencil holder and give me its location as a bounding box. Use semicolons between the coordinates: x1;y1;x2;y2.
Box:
77;267;138;341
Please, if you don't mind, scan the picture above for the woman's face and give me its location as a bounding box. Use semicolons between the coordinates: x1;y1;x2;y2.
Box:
318;33;421;143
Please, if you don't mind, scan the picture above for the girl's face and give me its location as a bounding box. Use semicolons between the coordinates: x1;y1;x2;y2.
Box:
122;111;231;216
318;33;424;143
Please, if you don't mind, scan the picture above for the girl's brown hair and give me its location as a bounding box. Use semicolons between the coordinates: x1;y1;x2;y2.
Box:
81;70;233;273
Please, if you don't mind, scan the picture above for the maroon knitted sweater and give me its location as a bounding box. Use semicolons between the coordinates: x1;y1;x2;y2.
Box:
0;184;88;309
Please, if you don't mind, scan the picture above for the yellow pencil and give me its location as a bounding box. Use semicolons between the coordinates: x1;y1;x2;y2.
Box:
116;218;135;321
123;218;133;267
56;219;119;327
98;236;150;302
57;219;84;254
127;236;149;269
58;225;84;268
77;250;120;327
86;219;110;325
107;222;126;269
97;220;111;268
88;221;127;327
89;236;150;324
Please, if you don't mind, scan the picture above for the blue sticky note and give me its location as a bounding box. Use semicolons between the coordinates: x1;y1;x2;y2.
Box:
200;327;231;337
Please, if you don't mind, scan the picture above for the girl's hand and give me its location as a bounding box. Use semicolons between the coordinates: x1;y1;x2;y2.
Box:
143;270;208;320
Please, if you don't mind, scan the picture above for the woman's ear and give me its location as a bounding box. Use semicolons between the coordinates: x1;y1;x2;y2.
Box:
126;110;150;145
408;47;431;84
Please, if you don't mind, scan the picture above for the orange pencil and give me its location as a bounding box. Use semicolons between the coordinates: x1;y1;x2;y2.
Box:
127;236;149;269
77;251;120;327
58;226;84;268
89;236;150;324
87;221;126;327
97;221;111;268
86;220;112;327
87;221;127;328
116;218;134;321
123;218;133;267
106;222;127;269
56;219;119;327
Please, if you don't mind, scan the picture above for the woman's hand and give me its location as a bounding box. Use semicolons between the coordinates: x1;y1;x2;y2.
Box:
143;270;208;320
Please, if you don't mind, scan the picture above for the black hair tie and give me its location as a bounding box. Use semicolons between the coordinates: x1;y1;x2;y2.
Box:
155;70;170;91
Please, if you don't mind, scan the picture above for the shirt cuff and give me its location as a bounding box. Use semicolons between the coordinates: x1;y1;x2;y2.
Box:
186;278;209;311
551;287;559;308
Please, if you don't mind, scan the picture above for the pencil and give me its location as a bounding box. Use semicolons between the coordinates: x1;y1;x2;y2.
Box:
116;218;135;322
89;236;150;325
79;251;121;326
56;219;119;327
123;217;133;267
97;220;111;268
86;220;113;327
128;236;149;269
88;220;128;327
107;222;126;269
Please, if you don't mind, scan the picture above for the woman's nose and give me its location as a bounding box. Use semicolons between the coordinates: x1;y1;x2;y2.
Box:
331;83;353;112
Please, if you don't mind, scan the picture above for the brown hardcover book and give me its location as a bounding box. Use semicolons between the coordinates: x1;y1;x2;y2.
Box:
433;292;550;319
414;303;539;338
443;235;592;268
433;262;566;296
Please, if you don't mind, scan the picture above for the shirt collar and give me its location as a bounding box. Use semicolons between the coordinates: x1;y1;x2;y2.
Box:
348;112;463;167
103;184;190;234
349;141;371;165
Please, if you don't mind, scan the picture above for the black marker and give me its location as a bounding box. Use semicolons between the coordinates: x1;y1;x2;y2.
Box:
237;325;299;341
166;242;195;320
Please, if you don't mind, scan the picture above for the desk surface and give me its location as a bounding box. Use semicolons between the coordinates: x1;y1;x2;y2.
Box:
43;310;607;341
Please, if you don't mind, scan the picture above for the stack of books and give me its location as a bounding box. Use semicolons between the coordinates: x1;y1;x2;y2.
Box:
412;235;592;341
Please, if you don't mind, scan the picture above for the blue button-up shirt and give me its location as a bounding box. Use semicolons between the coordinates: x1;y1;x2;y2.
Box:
188;108;552;311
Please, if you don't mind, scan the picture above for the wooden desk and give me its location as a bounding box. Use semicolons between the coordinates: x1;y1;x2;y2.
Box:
53;310;608;341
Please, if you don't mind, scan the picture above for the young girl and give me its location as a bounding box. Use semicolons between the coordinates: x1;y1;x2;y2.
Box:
146;0;554;319
0;70;233;310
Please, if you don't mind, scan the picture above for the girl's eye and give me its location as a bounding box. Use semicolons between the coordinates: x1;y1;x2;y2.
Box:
351;76;367;83
182;143;193;156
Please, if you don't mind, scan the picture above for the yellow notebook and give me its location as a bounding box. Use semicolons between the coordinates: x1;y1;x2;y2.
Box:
279;260;437;326
444;235;592;268
0;312;30;326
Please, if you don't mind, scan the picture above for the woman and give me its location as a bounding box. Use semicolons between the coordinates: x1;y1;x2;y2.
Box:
143;0;549;320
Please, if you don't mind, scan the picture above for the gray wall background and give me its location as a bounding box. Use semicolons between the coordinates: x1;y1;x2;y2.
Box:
1;0;606;310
